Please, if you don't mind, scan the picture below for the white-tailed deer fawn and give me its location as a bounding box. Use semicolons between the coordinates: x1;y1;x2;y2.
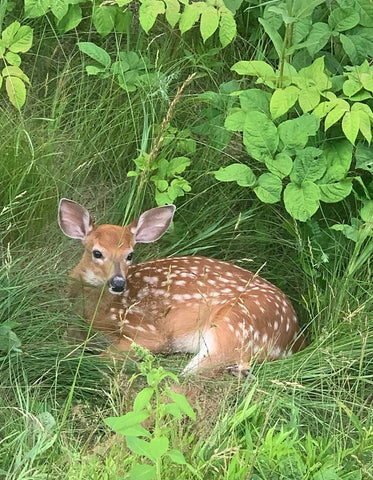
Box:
59;199;306;376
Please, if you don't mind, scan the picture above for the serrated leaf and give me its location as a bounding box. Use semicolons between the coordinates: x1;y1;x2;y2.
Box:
243;111;278;162
57;5;82;34
219;9;236;47
133;388;154;412
104;411;151;437
270;86;299;119
179;3;201;34
213;163;256;187
77;42;111;68
231;60;275;79
342;110;360;144
165;0;180;27
128;463;156;480
93;4;117;36
140;0;165;33
168;391;196;420
253;173;282;204
5;76;26;109
290;147;325;184
284;181;321;221
5;52;21;66
200;5;220;42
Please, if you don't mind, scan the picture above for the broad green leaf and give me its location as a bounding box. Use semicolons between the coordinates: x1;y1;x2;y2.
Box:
51;0;68;20
340;33;360;64
168;156;191;175
5;76;26;109
219;9;236;47
165;0;180;28
360;200;373;222
167;449;187;465
331;220;362;242
258;17;283;59
284;181;320;221
296;57;331;91
24;0;50;18
213;163;256;187
85;65;106;75
140;0;166;33
77;42;111;68
253;173;282;204
306;22;331;57
355;143;373;171
179;3;201;34
104;411;151;437
133;388;154;412
1;21;20;47
168;391;196;420
10;24;33;55
92;5;117;36
278;114;319;151
5;52;21;66
298;86;320;112
128;463;156;480
342;110;360;144
223;0;244;14
290;147;325;184
318;179;353;203
360;73;373;93
200;5;220;42
2;65;30;83
231;60;275;79
343;78;362;97
324;102;349;130
224;109;246;132
313;97;337;119
239;89;271;115
265;152;293;178
328;7;360;32
57;4;82;33
243;111;279;162
358;110;372;143
270;86;299;119
126;436;169;461
355;0;373;27
321;139;353;181
115;9;133;33
292;0;325;19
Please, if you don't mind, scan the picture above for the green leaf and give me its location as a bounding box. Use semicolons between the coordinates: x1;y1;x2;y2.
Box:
331;220;362;242
167;449;187;465
24;0;50;18
258;17;283;59
356;143;373;172
292;0;325;19
104;411;151;437
2;65;30;83
239;89;271;115
318;179;353;203
243;111;279;162
298;86;320;113
133;388;154;412
278;114;319;151
270;86;299;119
253;173;282;204
5;76;26;109
50;0;68;20
340;33;360;64
360;200;373;222
219;9;236;47
355;0;373;27
342;110;360;144
126;436;169;462
224;109;246;132
5;52;21;66
306;22;331;57
324;101;349;130
265;152;293;178
290;147;325;184
283;181;321;221
165;0;180;28
168;391;196;420
321;139;353;181
92;4;117;36
128;463;156;480
179;3;201;34
358;110;372;143
168;157;191;175
213;163;256;187
115;9;133;33
328;7;360;32
295;57;331;91
1;21;20;47
57;4;82;33
8;25;33;53
200;5;220;42
140;0;166;33
231;60;275;79
77;42;111;68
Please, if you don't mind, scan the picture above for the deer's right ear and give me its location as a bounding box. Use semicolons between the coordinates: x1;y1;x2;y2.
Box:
58;198;93;240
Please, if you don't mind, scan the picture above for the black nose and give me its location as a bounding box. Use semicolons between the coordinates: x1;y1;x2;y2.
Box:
109;275;126;293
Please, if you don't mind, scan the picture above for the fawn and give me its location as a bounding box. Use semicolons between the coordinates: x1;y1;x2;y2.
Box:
59;199;306;376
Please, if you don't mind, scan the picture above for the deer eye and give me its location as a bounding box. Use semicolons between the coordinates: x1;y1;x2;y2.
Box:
126;252;133;262
92;249;103;259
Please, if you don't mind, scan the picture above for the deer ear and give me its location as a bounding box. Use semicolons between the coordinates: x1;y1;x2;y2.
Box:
58;198;93;240
134;205;176;243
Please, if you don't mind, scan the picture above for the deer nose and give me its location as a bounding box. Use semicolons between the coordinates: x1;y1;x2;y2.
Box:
109;275;126;293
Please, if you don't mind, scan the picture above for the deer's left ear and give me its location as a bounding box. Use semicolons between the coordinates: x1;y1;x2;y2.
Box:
133;205;176;243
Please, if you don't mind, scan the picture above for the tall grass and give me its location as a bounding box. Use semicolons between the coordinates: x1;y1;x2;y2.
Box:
0;16;372;480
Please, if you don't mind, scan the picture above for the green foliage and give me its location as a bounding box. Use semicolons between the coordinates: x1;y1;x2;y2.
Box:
105;345;196;479
0;21;32;109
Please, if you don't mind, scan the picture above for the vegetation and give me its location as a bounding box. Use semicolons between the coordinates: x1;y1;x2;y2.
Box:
0;0;372;478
